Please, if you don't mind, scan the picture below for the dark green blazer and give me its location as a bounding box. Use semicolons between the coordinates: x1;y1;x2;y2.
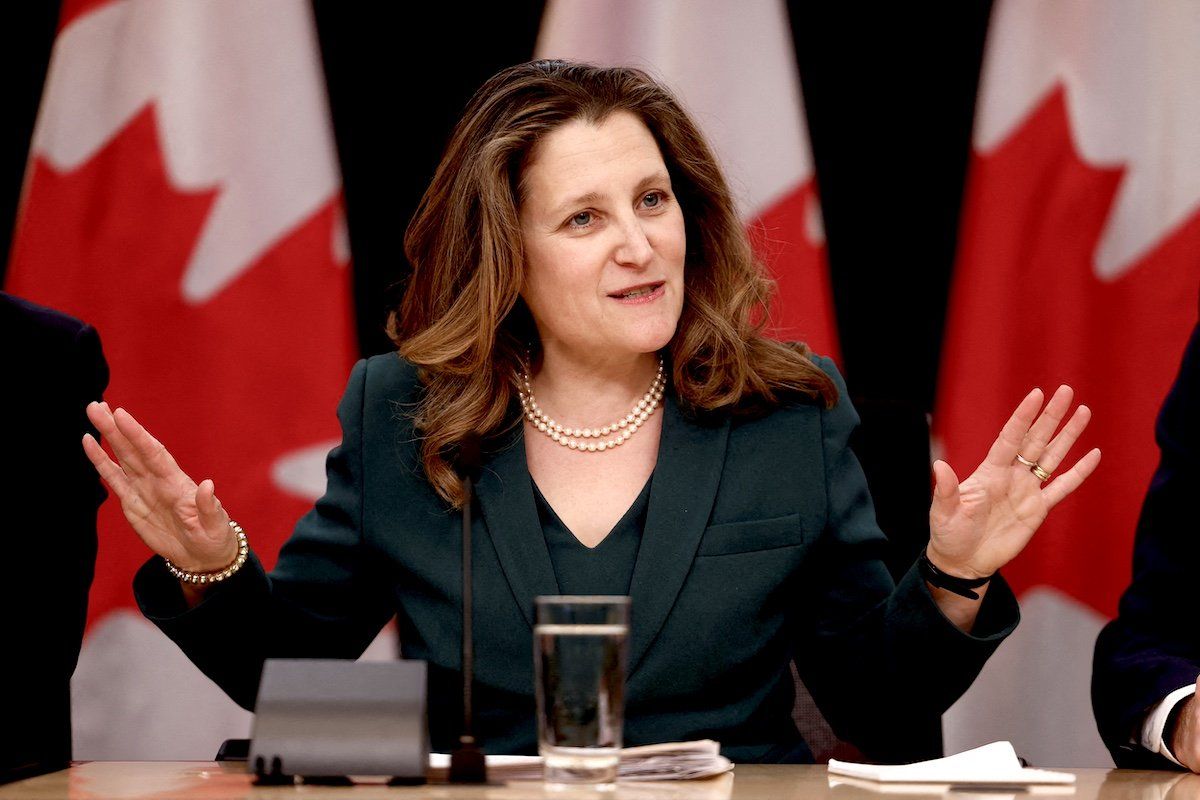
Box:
136;353;1018;763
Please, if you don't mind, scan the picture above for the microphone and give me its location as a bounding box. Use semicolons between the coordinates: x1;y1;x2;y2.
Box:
449;434;486;784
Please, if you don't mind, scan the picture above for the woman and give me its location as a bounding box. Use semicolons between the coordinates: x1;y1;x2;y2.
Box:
82;61;1100;763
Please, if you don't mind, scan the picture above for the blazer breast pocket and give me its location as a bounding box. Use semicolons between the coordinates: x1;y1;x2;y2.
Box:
695;513;805;557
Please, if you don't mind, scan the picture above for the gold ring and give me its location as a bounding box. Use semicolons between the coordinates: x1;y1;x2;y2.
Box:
1031;464;1052;482
1015;453;1037;468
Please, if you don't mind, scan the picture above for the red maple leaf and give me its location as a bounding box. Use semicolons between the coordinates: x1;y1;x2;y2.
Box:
7;104;356;626
936;87;1200;617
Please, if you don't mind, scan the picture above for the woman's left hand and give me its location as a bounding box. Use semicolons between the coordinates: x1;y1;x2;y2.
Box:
927;385;1102;580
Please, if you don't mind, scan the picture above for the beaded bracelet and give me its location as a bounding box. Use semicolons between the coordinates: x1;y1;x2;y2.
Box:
163;520;249;585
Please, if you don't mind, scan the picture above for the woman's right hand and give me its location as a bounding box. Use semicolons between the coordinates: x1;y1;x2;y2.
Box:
82;401;237;573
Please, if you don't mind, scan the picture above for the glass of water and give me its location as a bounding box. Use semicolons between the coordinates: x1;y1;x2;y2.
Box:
534;596;630;790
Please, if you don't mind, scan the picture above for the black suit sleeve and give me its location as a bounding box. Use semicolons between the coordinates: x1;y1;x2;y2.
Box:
793;357;1019;763
64;323;107;680
1093;322;1200;769
134;358;395;709
5;303;107;776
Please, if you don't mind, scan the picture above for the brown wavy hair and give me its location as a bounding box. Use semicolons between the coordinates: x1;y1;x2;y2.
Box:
389;60;837;507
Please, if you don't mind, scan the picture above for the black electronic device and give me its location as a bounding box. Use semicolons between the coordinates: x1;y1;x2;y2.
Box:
248;659;428;785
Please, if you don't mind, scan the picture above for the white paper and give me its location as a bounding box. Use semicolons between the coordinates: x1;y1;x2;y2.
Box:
429;740;733;782
827;741;1075;786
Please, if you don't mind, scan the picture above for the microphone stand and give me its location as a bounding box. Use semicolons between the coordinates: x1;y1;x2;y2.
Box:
449;435;486;784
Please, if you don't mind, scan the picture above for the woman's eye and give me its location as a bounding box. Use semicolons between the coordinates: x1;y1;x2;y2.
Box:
570;211;593;228
643;192;661;208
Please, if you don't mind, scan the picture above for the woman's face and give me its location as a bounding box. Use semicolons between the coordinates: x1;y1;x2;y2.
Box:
518;110;686;362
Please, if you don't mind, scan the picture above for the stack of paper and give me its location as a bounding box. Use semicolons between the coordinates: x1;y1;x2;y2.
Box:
827;741;1075;787
428;740;733;782
614;740;734;781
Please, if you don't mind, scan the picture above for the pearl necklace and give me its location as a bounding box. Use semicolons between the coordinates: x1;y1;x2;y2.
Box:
519;357;665;452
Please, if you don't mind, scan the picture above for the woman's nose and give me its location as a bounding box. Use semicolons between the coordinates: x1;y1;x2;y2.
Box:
613;217;654;268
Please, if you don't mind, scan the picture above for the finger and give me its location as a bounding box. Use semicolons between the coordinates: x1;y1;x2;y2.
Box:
1036;404;1092;473
1041;448;1102;509
196;479;227;530
82;432;158;526
86;401;151;477
929;459;961;529
85;400;106;421
82;432;134;499
112;407;182;479
983;388;1044;468
1016;384;1074;462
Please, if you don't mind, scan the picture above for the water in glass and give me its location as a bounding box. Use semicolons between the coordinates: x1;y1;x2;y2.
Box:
534;597;629;789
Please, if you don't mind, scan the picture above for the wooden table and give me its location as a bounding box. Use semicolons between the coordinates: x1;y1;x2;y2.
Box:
3;762;1199;800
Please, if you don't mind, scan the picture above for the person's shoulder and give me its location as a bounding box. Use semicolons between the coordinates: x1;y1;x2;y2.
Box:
1180;320;1200;374
770;344;845;411
807;352;847;394
779;342;840;383
0;292;93;347
721;348;849;454
0;294;107;414
359;351;424;406
720;347;832;425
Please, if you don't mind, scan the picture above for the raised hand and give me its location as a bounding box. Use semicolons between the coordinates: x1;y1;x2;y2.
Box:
927;385;1102;580
82;401;237;573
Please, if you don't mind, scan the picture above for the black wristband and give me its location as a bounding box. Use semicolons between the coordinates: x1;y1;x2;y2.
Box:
918;548;993;600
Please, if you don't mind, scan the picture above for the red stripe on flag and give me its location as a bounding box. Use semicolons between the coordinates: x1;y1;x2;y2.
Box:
748;180;840;361
58;0;117;33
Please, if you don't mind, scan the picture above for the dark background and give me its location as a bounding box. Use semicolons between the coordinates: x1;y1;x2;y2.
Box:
0;1;994;577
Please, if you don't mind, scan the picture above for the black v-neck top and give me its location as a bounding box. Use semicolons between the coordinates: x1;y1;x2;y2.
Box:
532;474;652;597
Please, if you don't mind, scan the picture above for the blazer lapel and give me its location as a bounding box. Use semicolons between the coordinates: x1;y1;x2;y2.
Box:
474;424;560;628
627;392;730;677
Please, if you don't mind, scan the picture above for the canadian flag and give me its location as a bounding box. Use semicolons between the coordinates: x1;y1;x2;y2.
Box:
937;0;1200;766
4;0;358;758
536;0;839;360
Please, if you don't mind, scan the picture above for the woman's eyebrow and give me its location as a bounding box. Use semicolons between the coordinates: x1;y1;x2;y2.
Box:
550;191;604;218
634;172;672;193
549;172;673;218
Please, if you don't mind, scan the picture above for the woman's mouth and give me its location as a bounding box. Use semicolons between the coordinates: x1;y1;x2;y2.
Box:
609;282;665;304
